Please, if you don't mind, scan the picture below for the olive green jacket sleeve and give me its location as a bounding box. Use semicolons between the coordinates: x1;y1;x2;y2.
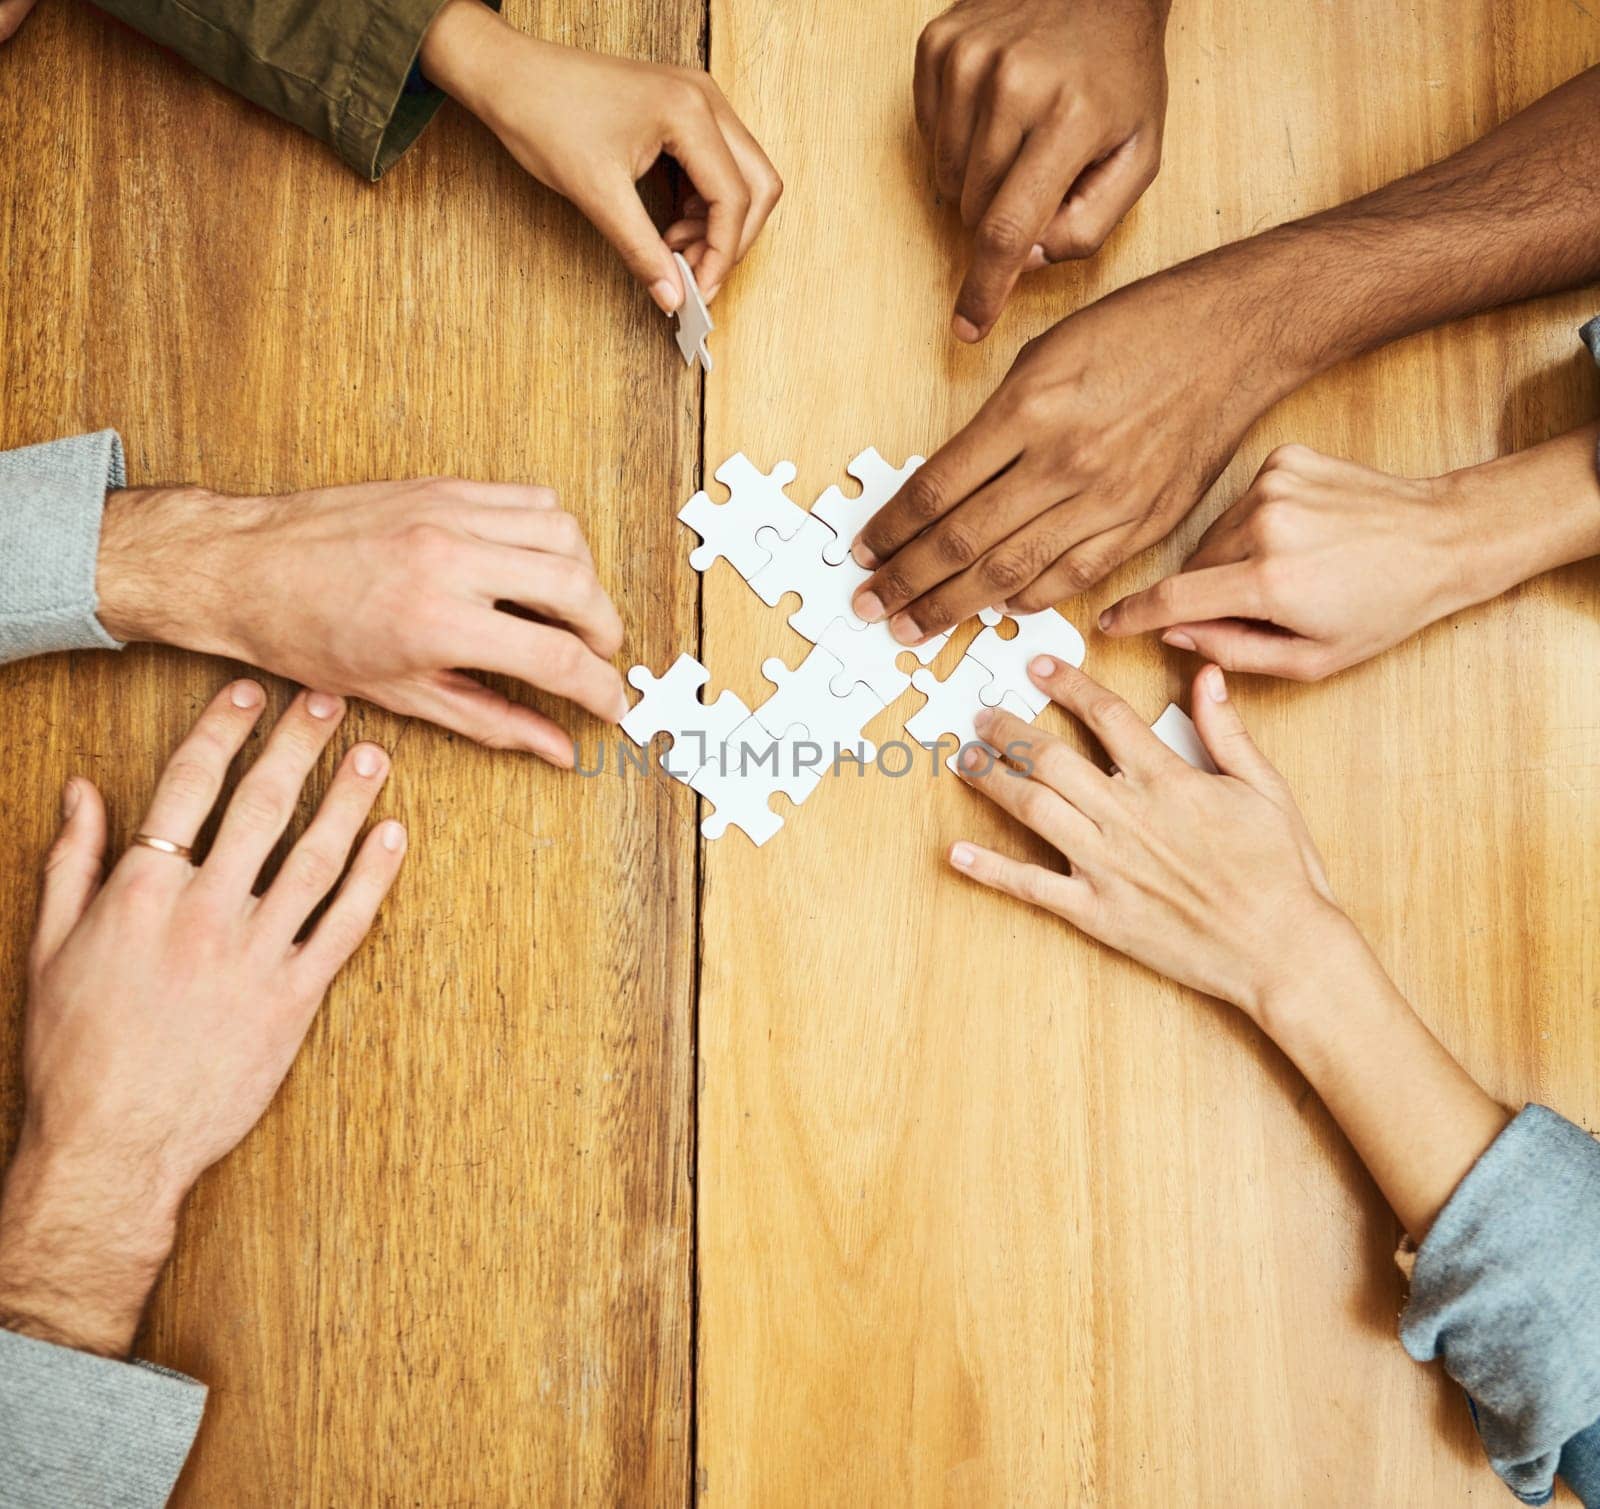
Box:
92;0;500;180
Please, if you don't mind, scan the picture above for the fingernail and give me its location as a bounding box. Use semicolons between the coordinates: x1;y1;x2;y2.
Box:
960;743;987;772
1097;609;1114;631
307;692;342;720
889;614;922;646
851;541;881;570
1205;665;1228;702
354;746;382;778
1163;631;1197;652
1025;243;1047;271
231;680;263;708
1029;656;1055;679
380;819;407;853
950;842;977;870
854;590;885;624
703;281;721;301
61;779;80;819
650;278;681;314
974;707;995;737
614;687;631;722
952;315;980;343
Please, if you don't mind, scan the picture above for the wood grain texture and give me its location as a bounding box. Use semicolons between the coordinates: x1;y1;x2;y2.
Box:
0;1;703;1502
697;1;1599;1505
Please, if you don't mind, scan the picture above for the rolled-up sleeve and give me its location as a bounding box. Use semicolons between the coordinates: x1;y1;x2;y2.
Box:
0;430;127;665
1400;1105;1600;1506
0;1328;207;1508
92;0;502;180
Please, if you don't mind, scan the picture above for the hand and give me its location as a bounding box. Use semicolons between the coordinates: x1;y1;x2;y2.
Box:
0;0;40;45
915;0;1169;340
0;681;405;1355
947;658;1345;1017
947;657;1513;1243
421;0;781;311
1100;434;1600;679
95;477;628;767
851;266;1276;641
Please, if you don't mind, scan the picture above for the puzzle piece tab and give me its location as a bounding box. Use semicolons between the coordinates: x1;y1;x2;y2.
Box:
678;454;808;580
747;518;871;643
810;447;925;565
966;608;1087;714
671;251;714;372
906;655;1035;773
621;654;751;784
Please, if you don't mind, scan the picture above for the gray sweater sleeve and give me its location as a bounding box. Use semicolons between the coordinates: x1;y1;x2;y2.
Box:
0;431;128;665
1400;1105;1600;1506
0;1327;206;1507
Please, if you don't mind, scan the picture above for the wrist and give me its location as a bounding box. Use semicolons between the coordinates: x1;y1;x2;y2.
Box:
0;1138;181;1357
418;0;510;125
96;485;260;659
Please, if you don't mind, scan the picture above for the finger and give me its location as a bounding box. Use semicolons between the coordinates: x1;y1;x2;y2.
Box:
958;93;1024;229
1099;563;1267;638
469;544;624;658
1187;664;1288;794
1162;619;1329;681
292;820;407;990
933;41;987;200
664;99;751;298
205;691;346;887
1035;134;1160;264
957;127;1094;340
576;168;685;315
999;515;1145;611
134;679;268;852
1028;658;1180;781
433;480;560;512
256;741;390;945
0;0;41;45
664;218;708;250
913;20;952;140
954;737;1103;860
851;404;1022;570
385;670;579;768
973;705;1121;823
947;839;1095;924
31;778;109;969
462;507;595;568
451;608;629;725
704;92;783;260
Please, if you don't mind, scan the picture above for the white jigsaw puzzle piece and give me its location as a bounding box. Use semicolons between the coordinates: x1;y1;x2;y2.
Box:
621;654;751;784
810;447;926;565
689;753;785;846
678;454;807;580
746;518;872;643
817;617;950;704
751;646;883;763
906;655;1036;773
671;251;714;372
1150;703;1218;773
966;608;1088;714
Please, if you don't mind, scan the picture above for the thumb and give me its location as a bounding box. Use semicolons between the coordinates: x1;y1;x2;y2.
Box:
576;170;683;314
31;778;108;968
1189;665;1284;795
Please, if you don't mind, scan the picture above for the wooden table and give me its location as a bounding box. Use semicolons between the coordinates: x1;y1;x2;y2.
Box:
1;1;1595;1502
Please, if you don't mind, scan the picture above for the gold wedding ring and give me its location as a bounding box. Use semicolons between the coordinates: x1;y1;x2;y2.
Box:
130;833;194;861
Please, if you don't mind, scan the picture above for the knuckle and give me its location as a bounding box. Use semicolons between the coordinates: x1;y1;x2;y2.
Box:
980;551;1032;596
901;471;947;525
287;845;340;895
1263;442;1315;473
875;567;916;607
991;52;1034;97
975;211;1029;261
1056;552;1105;596
227;781;290;832
1007;581;1055;614
401;520;458;573
933;522;979;568
160;756;216;805
543;634;586;685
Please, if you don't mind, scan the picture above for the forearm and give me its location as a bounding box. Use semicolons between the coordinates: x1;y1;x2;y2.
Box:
0;1142;179;1358
1173;65;1600;410
1255;918;1511;1242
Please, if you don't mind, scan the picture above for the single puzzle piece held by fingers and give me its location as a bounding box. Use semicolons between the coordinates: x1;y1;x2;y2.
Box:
1150;703;1218;773
966;608;1087;714
747;518;871;643
906;656;1035;773
809;447;926;565
671;251;714;372
678;454;808;581
621;654;751;784
818;617;950;704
